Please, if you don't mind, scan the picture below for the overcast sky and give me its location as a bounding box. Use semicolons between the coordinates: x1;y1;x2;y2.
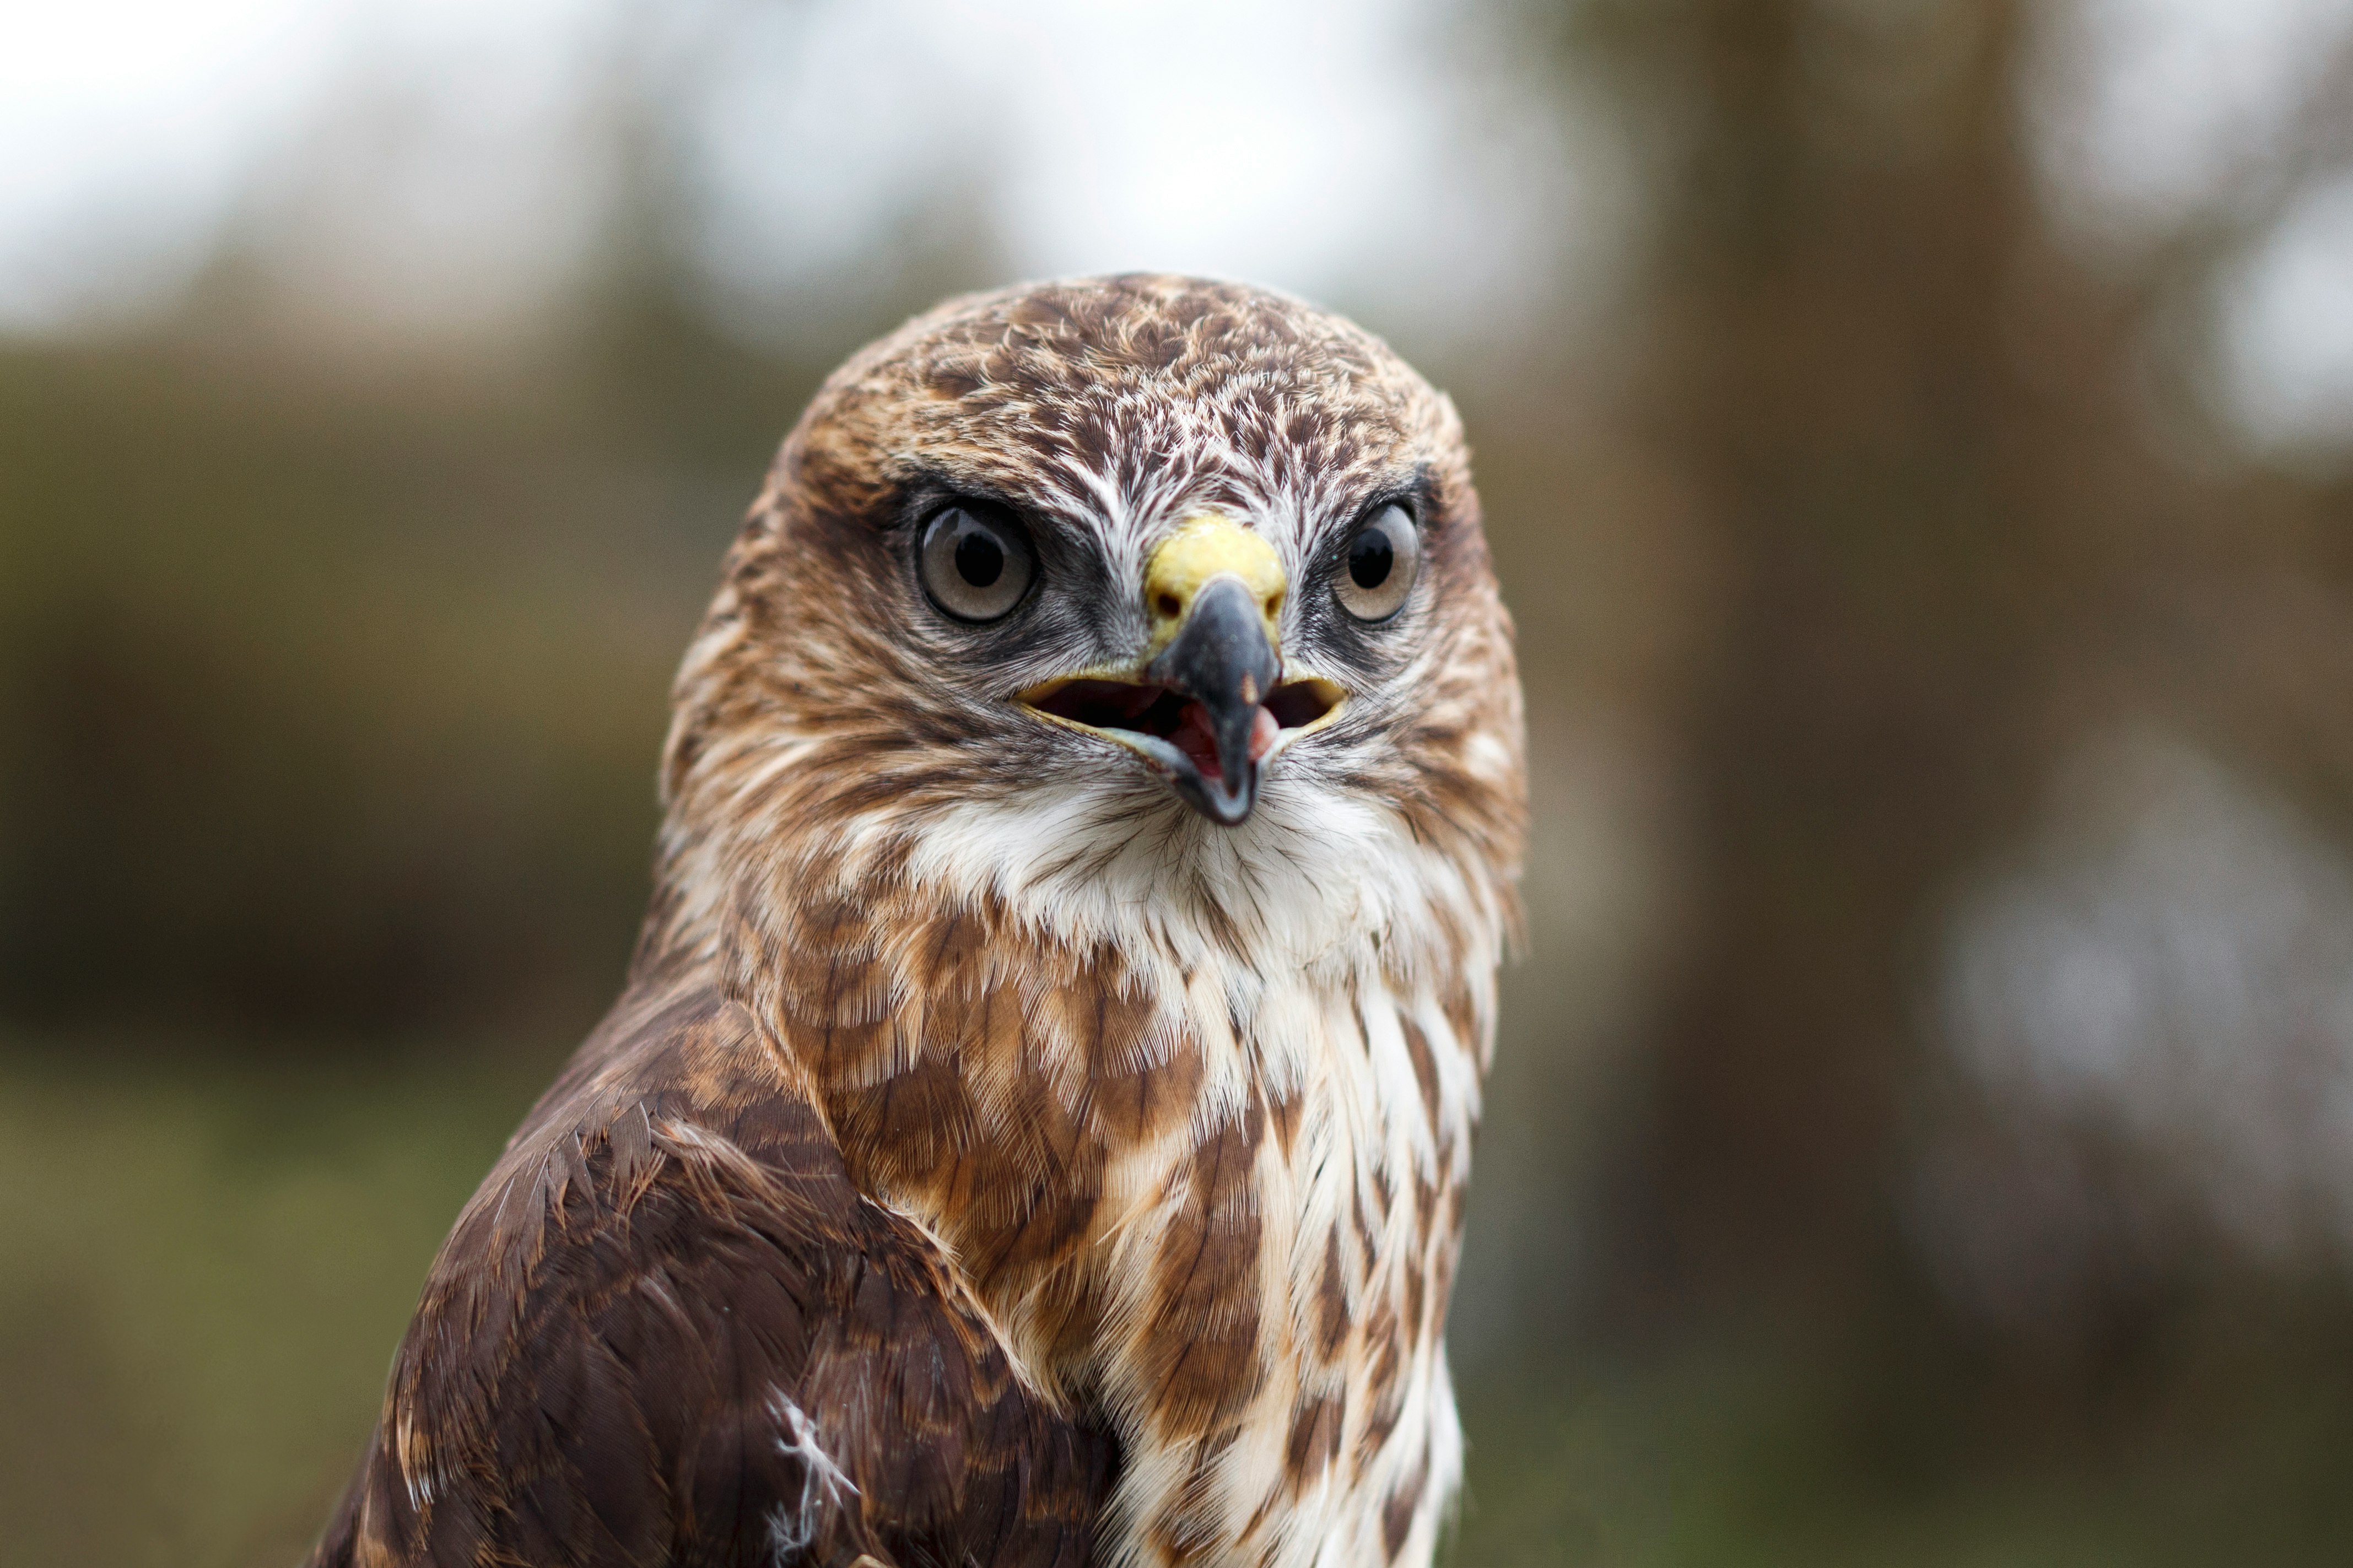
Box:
0;0;1585;347
2;0;2348;445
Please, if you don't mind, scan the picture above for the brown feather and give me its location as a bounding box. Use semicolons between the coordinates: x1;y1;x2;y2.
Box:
312;274;1524;1568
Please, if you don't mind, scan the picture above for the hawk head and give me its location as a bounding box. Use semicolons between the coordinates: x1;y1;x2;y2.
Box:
647;274;1523;974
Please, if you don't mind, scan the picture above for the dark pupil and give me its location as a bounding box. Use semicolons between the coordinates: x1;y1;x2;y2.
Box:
1348;528;1395;590
954;525;1004;587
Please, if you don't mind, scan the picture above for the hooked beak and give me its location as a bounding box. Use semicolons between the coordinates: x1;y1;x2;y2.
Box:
1019;514;1345;826
1147;574;1278;823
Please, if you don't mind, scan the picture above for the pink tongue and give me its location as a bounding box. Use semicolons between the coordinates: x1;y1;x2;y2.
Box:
1171;702;1280;777
1248;706;1279;760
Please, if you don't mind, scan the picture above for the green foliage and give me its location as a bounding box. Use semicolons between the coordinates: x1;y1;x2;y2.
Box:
0;331;778;1033
0;1042;556;1567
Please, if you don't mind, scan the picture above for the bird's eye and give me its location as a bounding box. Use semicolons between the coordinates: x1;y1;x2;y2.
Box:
918;502;1035;622
1334;503;1421;623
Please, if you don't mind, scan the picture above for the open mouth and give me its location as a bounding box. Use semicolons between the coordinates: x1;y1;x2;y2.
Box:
1022;675;1346;797
1016;550;1343;826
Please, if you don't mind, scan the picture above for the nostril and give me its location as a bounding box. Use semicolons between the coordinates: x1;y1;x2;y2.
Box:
1156;592;1183;619
1264;591;1284;618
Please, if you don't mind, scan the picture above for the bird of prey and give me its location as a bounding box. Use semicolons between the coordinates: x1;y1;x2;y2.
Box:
310;274;1525;1568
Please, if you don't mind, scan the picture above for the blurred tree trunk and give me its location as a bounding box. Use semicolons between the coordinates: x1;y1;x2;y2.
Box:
1578;0;2169;1328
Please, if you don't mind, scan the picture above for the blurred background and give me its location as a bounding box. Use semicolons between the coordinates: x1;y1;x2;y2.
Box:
6;0;2353;1561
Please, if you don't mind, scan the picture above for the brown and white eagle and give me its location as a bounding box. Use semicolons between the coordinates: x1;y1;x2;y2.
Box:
310;274;1524;1568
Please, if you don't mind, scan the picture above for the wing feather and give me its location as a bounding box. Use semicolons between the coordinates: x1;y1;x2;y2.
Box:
306;980;1117;1568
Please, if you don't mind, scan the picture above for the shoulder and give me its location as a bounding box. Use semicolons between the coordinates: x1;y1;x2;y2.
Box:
309;978;1114;1568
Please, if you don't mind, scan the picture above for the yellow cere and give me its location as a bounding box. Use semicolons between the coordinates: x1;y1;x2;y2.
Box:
1142;513;1287;657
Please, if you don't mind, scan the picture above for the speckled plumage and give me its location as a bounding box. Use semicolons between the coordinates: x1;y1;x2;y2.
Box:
311;274;1524;1568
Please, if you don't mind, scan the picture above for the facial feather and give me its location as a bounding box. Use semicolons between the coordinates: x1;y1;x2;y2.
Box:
652;274;1519;974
